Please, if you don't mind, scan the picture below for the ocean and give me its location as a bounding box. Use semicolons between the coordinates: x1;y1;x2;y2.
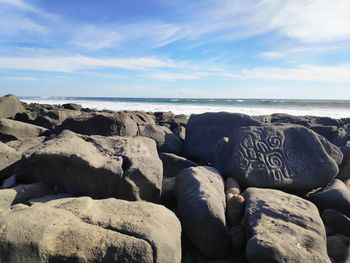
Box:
20;97;350;118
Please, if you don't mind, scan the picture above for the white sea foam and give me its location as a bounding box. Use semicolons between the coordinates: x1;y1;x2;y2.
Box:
22;98;350;118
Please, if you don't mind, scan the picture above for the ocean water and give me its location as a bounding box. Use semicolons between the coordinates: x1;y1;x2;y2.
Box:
20;97;350;118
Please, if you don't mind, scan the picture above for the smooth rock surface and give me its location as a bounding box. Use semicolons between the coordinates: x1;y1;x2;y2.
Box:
308;179;350;217
322;209;350;237
176;166;229;258
0;94;25;119
183;112;261;163
214;124;341;189
159;152;198;178
244;188;330;263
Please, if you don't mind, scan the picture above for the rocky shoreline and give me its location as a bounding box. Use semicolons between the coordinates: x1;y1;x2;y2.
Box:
1;94;350;263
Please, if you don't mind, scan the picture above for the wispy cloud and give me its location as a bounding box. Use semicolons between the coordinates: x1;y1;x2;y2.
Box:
0;55;174;72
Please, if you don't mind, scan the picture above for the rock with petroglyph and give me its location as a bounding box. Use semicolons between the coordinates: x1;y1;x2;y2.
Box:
214;124;342;190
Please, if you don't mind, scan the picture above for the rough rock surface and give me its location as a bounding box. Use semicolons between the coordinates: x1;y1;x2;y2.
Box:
243;188;330;263
15;131;162;202
0;197;182;263
183;112;261;163
0;118;48;142
176;166;229;258
59;112;139;136
0;142;21;181
0;94;25;119
159;152;198;178
85;135;163;202
308;179;350;217
214;125;341;189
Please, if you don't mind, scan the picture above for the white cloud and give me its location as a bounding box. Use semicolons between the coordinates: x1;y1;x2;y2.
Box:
271;0;350;42
0;55;174;72
146;72;202;81
232;64;350;83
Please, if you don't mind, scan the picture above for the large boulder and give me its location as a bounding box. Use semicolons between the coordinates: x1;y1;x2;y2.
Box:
0;94;25;119
183;112;261;163
159;152;198;178
0;182;54;212
322;209;350;237
0;142;21;182
59;112;138;136
338;143;350;181
84;135;163;202
15;131;124;199
15;131;162;202
0;197;181;263
308;179;350;217
0;118;48;142
176;166;229;258
139;124;183;155
243;188;330;263
214;124;342;190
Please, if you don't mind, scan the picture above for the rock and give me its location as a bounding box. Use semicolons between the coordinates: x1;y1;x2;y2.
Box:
84;135;163;202
15;131;124;199
154;112;188;131
308;179;350;217
321;209;350;237
176;166;229;258
6;136;45;153
59;112;138;136
62;103;82;111
159;152;198;178
183;112;261;163
229;224;246;251
160;177;176;208
0;94;25;119
139;124;183;155
28;193;73;204
173;126;186;141
0;142;21;182
243;188;330;263
226;194;245;226
225;177;241;195
214;124;341;190
0;182;54;212
15;131;162;202
1;175;16;188
327;235;350;263
338;143;350;181
0;197;181;263
0;118;49;142
126;111;156;126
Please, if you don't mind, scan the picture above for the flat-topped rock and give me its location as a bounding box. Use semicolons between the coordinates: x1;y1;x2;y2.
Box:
0;197;181;263
0;118;48;142
183;112;261;163
243;188;330;263
214;124;342;189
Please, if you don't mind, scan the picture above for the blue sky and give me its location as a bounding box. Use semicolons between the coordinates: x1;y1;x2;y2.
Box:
0;0;349;99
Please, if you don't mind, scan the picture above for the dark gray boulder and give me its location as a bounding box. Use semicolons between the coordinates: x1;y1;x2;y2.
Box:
176;166;229;258
15;131;162;202
214;124;341;190
183;112;261;163
327;235;350;263
0;118;49;142
243;188;330;263
0;94;25;119
59;112;138;136
159;152;198;178
308;179;350;217
139;124;183;155
62;103;82;111
0;197;181;263
338;143;350;181
322;209;350;237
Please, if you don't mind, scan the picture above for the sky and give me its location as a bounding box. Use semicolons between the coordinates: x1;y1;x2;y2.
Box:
0;0;350;99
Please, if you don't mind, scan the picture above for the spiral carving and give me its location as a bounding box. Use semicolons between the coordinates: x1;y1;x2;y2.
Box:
267;135;282;148
266;152;283;168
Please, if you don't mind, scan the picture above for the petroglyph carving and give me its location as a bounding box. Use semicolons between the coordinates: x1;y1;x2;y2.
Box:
238;127;304;183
